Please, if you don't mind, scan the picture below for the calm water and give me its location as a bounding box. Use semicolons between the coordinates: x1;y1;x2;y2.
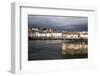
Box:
28;40;87;60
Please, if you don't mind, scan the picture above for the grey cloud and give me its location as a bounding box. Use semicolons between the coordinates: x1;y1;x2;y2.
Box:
28;15;88;32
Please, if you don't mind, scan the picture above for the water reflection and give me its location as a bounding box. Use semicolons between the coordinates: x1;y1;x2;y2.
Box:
28;40;88;60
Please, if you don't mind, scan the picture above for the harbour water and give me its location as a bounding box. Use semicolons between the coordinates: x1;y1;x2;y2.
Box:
28;40;88;61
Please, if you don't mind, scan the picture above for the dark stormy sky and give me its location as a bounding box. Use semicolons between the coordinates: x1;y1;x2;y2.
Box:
28;15;88;32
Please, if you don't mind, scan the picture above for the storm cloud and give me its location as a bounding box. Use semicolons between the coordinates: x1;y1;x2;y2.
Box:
28;15;88;32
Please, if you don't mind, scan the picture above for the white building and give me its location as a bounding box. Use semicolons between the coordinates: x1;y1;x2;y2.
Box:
51;33;62;38
32;28;39;31
63;32;79;39
34;32;46;37
46;33;52;37
80;32;88;38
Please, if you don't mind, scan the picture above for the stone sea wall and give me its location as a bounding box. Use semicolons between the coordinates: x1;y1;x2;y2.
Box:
62;42;88;55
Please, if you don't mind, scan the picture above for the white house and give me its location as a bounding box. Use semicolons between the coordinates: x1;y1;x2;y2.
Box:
63;32;80;39
46;33;52;37
51;33;62;38
32;28;39;31
80;32;88;38
56;33;63;38
34;32;46;37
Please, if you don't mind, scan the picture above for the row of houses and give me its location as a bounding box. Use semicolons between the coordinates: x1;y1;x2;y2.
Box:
28;28;88;39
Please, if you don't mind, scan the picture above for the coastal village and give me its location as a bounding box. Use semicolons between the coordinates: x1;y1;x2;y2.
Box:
28;16;88;60
28;27;88;58
28;27;88;40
